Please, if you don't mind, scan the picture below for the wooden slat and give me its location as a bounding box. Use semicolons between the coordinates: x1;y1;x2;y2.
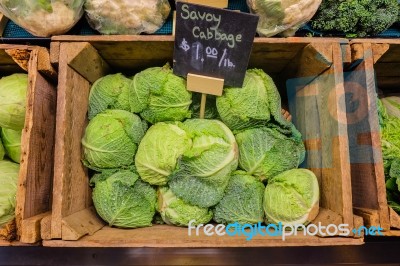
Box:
43;225;363;248
348;43;391;231
50;42;60;66
353;208;380;228
0;13;8;37
8;48;57;243
51;48;92;238
65;42;110;83
353;215;364;238
61;207;105;241
20;212;51;244
37;47;57;82
40;214;52;240
389;207;400;230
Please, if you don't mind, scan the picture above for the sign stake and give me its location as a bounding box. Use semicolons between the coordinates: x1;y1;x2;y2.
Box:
200;93;207;119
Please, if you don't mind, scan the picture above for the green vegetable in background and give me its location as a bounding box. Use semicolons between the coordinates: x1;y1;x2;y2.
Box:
0;160;20;227
157;187;213;227
90;167;157;228
88;73;132;119
381;96;400;119
169;119;238;208
0;73;28;131
1;128;21;163
131;64;192;124
235;126;305;182
135;122;192;186
82;109;147;171
216;69;291;133
213;171;265;225
263;169;320;226
0;131;5;160
311;0;398;37
379;97;400;212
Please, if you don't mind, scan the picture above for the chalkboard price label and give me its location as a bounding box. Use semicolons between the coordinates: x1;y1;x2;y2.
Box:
173;2;259;87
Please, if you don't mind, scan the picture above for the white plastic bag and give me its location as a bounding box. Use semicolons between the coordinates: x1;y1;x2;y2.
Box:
84;0;171;35
247;0;322;37
0;0;84;37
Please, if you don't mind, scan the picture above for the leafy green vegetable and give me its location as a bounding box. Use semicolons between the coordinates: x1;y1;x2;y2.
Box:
82;109;147;171
88;73;132;119
1;128;21;163
0;74;28;131
381;96;400;119
263;169;320;225
130;64;192;124
0;160;20;227
235;126;305;182
311;0;398;37
213;171;265;225
0;131;5;160
157;187;212;226
135;122;192;186
216;69;291;133
90;167;157;228
169;119;238;208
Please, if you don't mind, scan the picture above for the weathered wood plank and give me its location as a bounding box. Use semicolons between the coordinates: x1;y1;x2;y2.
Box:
43;225;363;248
61;207;105;241
20;212;51;244
51;56;92;239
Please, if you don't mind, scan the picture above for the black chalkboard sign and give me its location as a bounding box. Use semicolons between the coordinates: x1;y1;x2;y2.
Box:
173;2;259;87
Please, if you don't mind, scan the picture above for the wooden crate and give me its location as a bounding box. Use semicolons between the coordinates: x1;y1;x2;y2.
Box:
0;45;57;245
43;36;363;247
347;39;400;236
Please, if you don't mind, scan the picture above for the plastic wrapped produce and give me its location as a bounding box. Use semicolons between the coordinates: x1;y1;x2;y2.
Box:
84;0;171;35
246;0;322;37
0;0;84;37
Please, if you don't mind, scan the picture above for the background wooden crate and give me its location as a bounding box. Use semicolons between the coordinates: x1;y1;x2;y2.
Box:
347;39;400;236
43;36;363;247
0;45;57;245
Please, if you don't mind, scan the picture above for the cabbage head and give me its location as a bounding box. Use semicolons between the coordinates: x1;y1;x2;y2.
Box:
157;187;212;227
0;74;28;131
90;167;157;228
130;64;192;124
0;0;84;37
0;160;20;227
82;109;147;171
263;168;320;226
0;131;5;160
216;69;291;132
235;125;305;182
1;128;21;163
135;122;192;186
169;119;239;208
213;171;265;225
84;0;171;35
88;73;132;119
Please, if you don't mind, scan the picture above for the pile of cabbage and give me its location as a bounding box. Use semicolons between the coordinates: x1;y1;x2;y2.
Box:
84;64;320;229
379;96;400;213
0;74;25;230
